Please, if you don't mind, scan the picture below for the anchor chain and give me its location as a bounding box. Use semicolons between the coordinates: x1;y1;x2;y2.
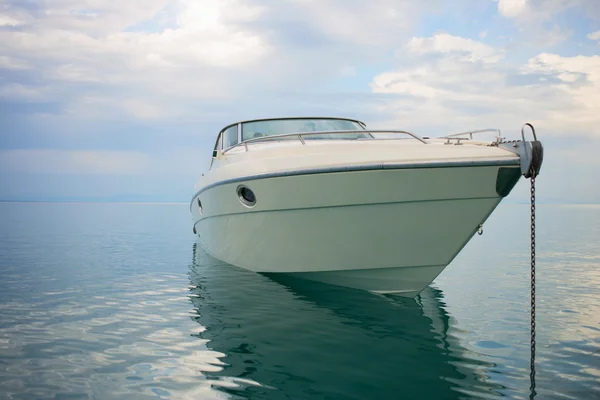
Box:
521;123;542;399
529;175;536;399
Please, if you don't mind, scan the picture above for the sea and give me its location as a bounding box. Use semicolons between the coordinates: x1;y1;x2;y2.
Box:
0;202;598;399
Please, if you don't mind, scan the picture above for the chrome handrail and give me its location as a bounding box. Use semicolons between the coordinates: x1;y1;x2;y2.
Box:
221;129;428;154
438;129;503;142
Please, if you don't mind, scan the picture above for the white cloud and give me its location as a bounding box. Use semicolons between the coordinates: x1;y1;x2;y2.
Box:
20;0;169;34
0;15;22;27
12;6;269;71
522;53;600;129
588;30;600;41
370;34;600;138
372;33;506;100
406;33;504;63
498;0;529;18
0;150;150;175
0;0;436;123
0;0;273;109
498;0;600;21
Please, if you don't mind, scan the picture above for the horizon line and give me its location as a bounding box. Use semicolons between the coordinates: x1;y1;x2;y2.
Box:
0;200;599;206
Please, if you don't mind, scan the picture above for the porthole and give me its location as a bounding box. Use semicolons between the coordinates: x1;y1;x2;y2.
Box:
197;197;203;215
237;185;256;207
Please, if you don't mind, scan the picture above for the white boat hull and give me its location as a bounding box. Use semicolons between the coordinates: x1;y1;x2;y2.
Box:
192;164;519;297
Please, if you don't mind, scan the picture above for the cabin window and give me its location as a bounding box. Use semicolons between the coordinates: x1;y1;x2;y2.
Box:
224;125;239;148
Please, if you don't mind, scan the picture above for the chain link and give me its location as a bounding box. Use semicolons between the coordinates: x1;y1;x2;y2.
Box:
529;176;537;399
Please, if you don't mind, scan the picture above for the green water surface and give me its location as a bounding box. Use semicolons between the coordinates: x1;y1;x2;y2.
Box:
0;202;598;399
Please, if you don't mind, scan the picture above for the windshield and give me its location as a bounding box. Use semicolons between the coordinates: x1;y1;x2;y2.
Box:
241;118;369;142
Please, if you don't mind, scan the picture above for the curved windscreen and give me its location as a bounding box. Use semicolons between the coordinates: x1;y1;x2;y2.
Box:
241;118;369;142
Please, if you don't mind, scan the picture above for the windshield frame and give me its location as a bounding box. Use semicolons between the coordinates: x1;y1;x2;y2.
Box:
217;117;368;148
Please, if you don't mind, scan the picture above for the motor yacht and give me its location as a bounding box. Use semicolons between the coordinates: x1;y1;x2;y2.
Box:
190;117;543;297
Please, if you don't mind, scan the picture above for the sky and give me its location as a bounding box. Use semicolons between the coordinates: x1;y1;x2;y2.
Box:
0;0;599;203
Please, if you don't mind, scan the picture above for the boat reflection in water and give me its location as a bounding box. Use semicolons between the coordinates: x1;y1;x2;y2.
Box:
188;244;505;399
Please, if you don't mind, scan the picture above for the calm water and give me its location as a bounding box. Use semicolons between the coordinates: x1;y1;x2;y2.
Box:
0;202;598;399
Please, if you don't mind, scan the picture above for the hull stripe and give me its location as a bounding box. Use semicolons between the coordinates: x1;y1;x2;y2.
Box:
190;158;518;209
193;196;499;222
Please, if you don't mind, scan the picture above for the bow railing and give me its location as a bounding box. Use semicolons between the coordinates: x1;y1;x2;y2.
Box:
221;129;428;154
437;129;503;143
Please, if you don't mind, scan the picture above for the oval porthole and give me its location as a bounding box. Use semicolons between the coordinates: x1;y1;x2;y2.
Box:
237;185;256;207
197;197;203;215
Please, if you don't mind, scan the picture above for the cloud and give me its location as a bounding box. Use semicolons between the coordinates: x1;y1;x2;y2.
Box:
1;0;170;34
0;149;150;175
405;33;504;63
498;0;528;18
370;33;600;138
522;53;600;130
498;0;600;21
0;15;22;27
0;0;437;122
589;30;600;41
0;0;273;120
494;0;600;46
